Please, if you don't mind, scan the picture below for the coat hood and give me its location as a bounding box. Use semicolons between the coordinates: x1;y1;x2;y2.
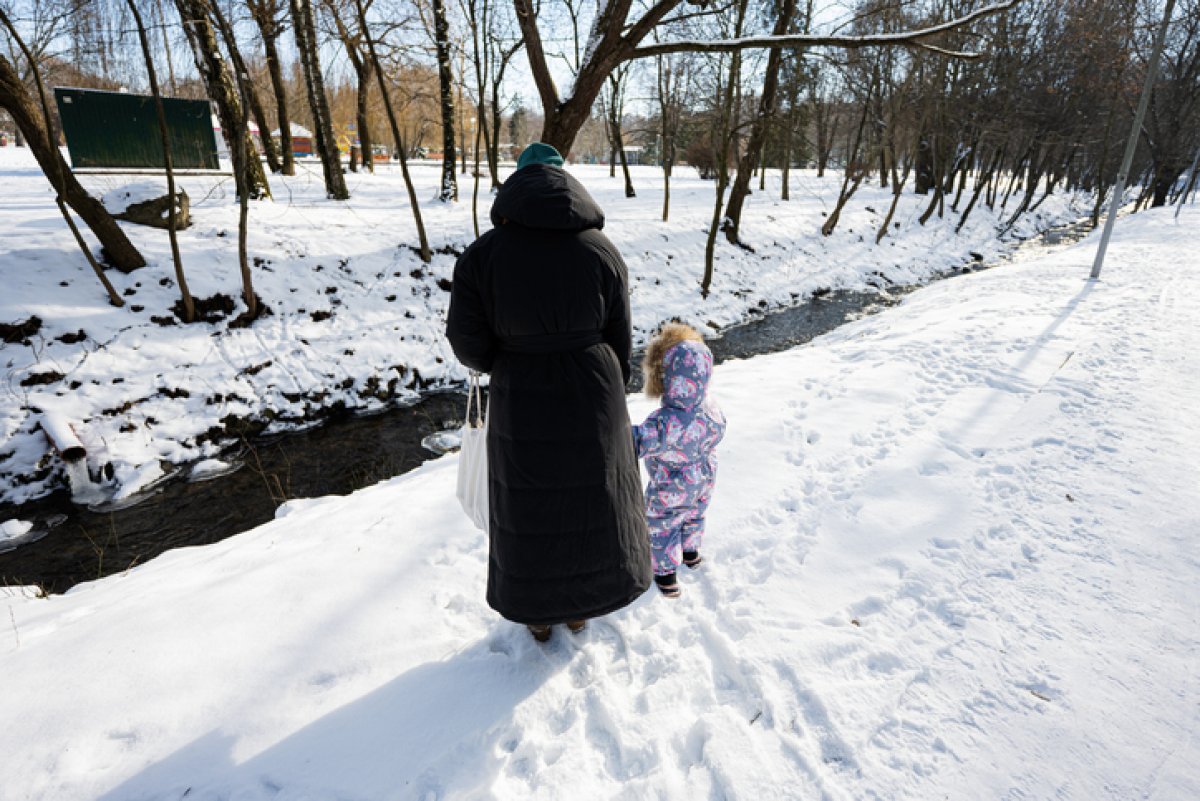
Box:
490;164;606;232
661;340;713;411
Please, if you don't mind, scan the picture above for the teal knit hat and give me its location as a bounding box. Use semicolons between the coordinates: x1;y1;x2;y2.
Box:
517;142;565;170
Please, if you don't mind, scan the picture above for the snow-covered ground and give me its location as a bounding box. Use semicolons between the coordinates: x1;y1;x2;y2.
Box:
1;203;1196;800
0;146;1088;505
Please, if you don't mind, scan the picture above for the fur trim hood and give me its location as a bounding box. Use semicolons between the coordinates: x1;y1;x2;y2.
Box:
643;323;709;407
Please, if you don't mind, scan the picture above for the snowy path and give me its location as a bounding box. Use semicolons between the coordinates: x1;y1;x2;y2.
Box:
2;208;1198;800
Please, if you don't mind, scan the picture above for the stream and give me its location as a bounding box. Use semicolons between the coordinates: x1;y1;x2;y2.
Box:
0;221;1092;592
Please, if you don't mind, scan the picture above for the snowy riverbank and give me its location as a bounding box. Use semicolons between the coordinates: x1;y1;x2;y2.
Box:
1;203;1196;800
0;146;1088;505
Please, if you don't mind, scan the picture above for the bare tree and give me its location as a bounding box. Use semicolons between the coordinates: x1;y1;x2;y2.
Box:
460;0;506;231
701;0;749;298
210;0;282;173
415;0;456;200
482;6;523;189
247;0;295;174
174;0;272;199
1139;0;1200;206
290;0;349;198
126;0;195;321
653;50;689;221
355;0;431;261
0;9;145;281
323;0;377;174
428;0;457;200
602;64;635;197
0;50;134;301
512;0;1024;156
723;0;799;245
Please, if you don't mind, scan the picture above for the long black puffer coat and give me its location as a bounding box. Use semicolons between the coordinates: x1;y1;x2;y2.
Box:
446;164;652;625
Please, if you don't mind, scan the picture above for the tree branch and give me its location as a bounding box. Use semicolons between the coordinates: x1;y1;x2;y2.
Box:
622;0;683;49
513;0;559;111
630;0;1023;60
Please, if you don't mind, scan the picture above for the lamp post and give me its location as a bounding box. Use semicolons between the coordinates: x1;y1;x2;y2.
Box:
1091;0;1177;280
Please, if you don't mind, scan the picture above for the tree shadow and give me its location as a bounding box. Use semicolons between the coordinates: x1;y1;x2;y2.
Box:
96;626;569;800
946;279;1098;451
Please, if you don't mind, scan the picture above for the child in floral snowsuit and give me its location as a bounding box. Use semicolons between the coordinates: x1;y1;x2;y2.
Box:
632;323;726;598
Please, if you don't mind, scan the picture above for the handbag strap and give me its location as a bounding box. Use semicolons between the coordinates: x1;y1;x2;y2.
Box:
465;371;486;428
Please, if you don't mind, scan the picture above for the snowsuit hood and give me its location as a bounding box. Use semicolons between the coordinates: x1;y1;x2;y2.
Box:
490;164;606;232
661;340;713;412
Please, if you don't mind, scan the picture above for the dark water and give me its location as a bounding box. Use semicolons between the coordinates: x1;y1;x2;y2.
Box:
0;394;465;593
0;220;1093;592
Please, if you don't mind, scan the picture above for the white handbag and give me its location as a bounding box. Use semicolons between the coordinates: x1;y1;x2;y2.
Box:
455;372;489;531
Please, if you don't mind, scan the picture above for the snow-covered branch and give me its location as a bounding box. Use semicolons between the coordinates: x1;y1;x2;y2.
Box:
629;0;1024;60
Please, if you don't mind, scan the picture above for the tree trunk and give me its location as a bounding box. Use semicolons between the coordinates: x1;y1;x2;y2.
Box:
656;54;679;220
175;0;271;200
914;128;935;195
957;145;1000;233
355;60;375;174
781;103;796;201
127;0;195;321
949;143;972;211
323;0;374;175
0;52;144;275
460;101;469;175
211;0;280;174
781;144;791;200
702;0;749;297
918;143;950;226
662;156;672;222
606;77;635;197
822;94;871;237
723;0;796;244
355;0;430;262
479;103;495;185
616;132;635;197
537;97;599;157
815;102;835;177
154;0;180;94
608;115;618;177
472;106;484;237
1151;162;1182;207
432;0;457;201
252;3;295;176
489;85;503;189
875;143;907;244
290;0;347;199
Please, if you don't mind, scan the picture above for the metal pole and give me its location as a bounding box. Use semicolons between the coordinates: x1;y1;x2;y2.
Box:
1175;146;1200;220
1091;0;1177;280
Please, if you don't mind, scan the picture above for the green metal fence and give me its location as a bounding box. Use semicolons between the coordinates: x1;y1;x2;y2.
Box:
54;87;219;170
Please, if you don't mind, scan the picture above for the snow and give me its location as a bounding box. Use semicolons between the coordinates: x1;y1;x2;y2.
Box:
1;204;1197;800
0;146;1088;506
0;518;39;554
100;181;179;214
269;123;312;137
188;458;240;481
0;518;33;540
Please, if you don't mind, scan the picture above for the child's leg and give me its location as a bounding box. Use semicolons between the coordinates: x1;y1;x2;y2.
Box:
680;517;704;556
647;511;684;576
680;491;711;556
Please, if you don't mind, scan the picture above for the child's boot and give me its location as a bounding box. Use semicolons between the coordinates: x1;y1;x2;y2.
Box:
682;550;703;569
655;572;681;598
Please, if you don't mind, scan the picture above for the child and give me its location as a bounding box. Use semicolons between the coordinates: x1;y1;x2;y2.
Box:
632;323;726;598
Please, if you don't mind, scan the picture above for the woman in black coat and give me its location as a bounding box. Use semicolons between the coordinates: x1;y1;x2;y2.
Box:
446;144;652;639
